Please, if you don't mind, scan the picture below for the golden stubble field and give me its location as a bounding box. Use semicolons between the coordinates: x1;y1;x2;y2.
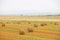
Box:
0;16;60;40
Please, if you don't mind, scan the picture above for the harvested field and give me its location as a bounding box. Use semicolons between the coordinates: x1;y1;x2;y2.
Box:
0;16;60;40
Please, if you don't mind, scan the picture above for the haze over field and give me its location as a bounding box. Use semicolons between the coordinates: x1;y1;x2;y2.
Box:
0;0;60;16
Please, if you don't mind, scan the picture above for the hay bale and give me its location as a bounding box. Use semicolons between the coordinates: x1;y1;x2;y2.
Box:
2;23;5;27
41;24;44;26
40;23;47;26
28;22;31;24
27;28;33;32
54;23;58;25
44;23;47;25
19;30;25;35
34;24;38;27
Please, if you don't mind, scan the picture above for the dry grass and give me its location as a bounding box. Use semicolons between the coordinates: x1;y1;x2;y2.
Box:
0;16;60;40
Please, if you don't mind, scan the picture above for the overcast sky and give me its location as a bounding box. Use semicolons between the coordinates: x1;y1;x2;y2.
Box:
0;0;60;15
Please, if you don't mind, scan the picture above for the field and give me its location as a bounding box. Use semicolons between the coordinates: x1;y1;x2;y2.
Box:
0;16;60;40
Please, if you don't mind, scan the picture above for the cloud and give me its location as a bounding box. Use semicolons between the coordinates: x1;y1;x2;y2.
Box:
0;0;60;15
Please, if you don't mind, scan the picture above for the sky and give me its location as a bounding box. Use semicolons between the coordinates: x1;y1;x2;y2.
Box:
0;0;60;16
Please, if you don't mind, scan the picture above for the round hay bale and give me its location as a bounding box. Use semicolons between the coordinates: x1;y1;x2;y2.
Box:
40;24;44;26
34;24;38;27
2;23;5;27
19;30;25;35
54;23;58;25
27;28;33;32
28;22;31;24
44;23;47;25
